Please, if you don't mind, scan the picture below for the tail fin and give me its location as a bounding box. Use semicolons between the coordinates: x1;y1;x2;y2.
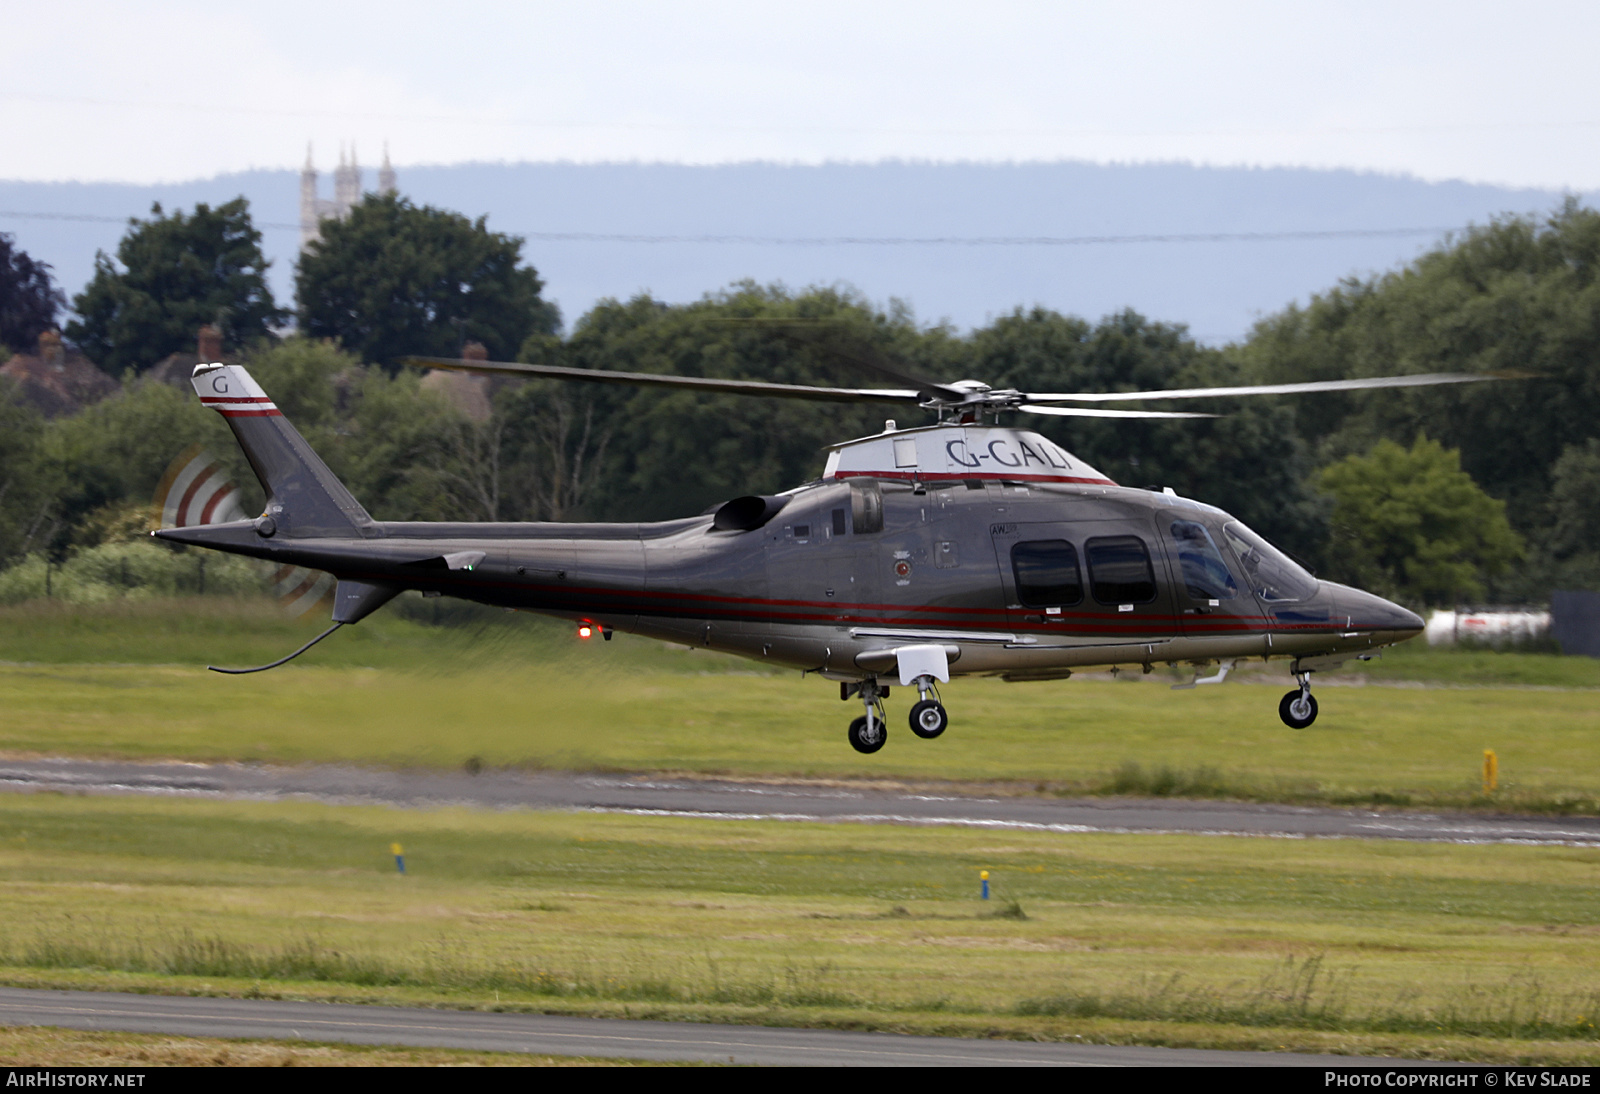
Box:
191;363;372;537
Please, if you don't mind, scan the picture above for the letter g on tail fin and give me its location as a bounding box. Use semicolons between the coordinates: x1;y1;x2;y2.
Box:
191;363;373;537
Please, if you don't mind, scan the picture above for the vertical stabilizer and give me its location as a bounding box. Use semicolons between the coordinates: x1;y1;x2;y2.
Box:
191;363;372;537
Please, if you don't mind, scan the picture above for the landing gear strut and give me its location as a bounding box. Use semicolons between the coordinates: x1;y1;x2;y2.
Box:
907;677;948;739
847;679;889;754
1279;672;1318;729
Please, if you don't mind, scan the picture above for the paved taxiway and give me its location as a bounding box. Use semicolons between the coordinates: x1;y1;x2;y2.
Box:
0;988;1401;1066
1;756;1596;847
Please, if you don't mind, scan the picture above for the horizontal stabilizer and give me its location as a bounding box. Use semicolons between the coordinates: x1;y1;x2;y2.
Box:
332;580;401;624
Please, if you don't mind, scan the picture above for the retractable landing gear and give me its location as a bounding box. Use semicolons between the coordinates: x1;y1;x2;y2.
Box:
842;670;949;752
908;677;948;739
1279;672;1318;729
847;679;889;754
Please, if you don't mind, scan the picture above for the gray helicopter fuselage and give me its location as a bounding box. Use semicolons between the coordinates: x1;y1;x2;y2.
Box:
175;454;1421;682
155;367;1421;685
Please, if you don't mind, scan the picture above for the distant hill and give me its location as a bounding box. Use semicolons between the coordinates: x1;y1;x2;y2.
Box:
0;161;1586;344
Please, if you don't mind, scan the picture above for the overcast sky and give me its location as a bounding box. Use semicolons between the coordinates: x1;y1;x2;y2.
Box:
3;1;1597;189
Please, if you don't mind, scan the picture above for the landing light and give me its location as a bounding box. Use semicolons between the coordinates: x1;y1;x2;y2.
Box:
577;624;594;640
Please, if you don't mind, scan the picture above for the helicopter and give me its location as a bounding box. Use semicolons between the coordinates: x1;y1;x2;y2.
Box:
152;345;1498;753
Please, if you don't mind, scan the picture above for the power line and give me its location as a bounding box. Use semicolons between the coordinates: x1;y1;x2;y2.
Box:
0;209;1458;247
515;227;1456;246
0;210;300;231
5;93;1600;139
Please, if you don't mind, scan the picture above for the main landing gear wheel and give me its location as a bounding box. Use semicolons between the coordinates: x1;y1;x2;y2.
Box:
908;699;948;739
1279;689;1318;729
848;715;886;754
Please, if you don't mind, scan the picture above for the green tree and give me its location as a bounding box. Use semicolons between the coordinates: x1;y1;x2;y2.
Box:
341;368;487;521
1242;199;1600;535
241;336;361;452
497;287;1327;535
0;232;64;356
0;379;60;564
67;199;284;376
970;307;1327;559
1543;439;1600;590
557;285;896;521
241;337;498;523
1317;436;1523;606
296;194;559;368
41;381;241;558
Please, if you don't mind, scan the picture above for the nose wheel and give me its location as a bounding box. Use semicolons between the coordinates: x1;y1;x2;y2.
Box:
1279;673;1318;728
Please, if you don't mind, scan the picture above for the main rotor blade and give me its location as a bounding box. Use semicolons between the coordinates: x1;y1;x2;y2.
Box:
722;319;971;403
1020;405;1217;420
1024;371;1503;404
402;356;925;406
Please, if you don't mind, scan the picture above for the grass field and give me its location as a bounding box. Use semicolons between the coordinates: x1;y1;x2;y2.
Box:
3;598;1600;1063
0;793;1597;1063
1;598;1597;812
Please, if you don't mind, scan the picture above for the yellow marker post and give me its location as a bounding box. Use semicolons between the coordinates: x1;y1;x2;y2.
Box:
980;869;990;900
391;842;406;875
1483;750;1498;795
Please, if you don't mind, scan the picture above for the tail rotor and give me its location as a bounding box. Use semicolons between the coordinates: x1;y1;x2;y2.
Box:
152;445;336;619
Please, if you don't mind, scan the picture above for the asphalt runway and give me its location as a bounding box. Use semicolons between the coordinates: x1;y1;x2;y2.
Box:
1;755;1597;847
0;988;1388;1066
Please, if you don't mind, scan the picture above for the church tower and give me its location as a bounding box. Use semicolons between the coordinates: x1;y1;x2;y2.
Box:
299;142;397;257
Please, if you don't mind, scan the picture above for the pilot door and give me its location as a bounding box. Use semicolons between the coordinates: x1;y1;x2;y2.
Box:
991;520;1177;639
1158;512;1251;639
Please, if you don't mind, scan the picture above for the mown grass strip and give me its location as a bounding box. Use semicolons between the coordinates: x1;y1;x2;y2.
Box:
0;794;1597;1061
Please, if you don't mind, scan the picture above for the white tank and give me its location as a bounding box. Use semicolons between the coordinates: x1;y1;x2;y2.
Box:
1425;609;1551;646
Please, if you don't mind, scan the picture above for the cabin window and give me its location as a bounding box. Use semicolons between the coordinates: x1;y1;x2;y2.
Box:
893;438;919;468
1169;520;1238;601
850;481;883;534
832;508;847;536
1085;536;1157;605
1223;522;1317;603
1011;540;1082;607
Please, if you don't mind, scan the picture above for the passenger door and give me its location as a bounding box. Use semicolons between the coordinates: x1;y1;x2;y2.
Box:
992;520;1176;641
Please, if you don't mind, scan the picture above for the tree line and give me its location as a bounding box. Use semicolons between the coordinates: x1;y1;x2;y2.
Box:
4;192;1599;610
